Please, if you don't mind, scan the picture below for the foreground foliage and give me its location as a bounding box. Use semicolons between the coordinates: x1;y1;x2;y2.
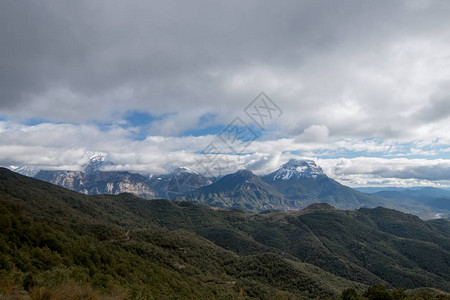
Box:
0;168;449;299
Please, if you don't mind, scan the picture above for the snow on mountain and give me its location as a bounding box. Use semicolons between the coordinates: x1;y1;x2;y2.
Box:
84;151;113;174
173;166;199;175
273;159;325;180
148;166;212;199
10;151;112;177
166;166;211;199
8;165;39;177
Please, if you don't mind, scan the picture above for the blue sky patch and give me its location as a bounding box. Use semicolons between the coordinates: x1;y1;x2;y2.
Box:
123;111;158;127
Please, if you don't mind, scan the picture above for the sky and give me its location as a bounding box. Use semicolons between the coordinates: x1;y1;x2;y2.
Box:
2;0;450;187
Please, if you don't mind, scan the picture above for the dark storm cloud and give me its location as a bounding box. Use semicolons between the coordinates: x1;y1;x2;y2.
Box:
3;0;448;125
414;92;450;123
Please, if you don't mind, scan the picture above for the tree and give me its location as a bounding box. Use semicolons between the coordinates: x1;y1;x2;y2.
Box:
23;273;36;291
342;288;359;300
363;285;392;300
391;288;407;300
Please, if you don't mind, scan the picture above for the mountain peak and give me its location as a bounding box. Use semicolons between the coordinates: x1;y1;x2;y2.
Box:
235;169;256;179
207;169;259;188
273;159;325;180
85;152;112;174
172;166;198;175
188;168;284;212
8;165;39;177
87;152;106;163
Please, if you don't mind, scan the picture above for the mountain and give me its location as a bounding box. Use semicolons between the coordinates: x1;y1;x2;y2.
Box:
372;188;450;209
149;167;212;199
366;188;450;219
34;169;157;199
355;187;416;193
270;159;326;180
356;186;450;195
184;169;291;212
1;168;449;299
261;159;383;210
33;159;211;200
33;154;157;199
16;157;448;218
84;152;113;174
8;165;39;177
184;160;383;212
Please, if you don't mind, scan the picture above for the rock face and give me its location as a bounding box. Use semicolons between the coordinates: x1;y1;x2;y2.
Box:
34;170;85;192
32;159;212;200
31;152;156;198
149;167;212;199
34;170;156;199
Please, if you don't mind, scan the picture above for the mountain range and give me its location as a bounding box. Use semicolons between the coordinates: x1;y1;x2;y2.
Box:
362;187;450;219
34;169;157;199
10;158;450;218
32;156;211;200
0;167;449;299
148;167;212;199
184;160;382;212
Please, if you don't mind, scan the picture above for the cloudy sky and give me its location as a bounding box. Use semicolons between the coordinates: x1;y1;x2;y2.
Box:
2;0;450;187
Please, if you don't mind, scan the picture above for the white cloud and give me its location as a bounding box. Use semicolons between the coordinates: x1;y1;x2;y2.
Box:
2;120;450;187
295;125;329;143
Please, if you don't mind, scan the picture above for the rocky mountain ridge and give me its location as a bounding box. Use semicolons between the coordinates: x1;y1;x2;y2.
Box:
11;158;450;217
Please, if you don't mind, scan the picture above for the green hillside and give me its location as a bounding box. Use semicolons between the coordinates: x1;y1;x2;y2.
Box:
1;168;449;299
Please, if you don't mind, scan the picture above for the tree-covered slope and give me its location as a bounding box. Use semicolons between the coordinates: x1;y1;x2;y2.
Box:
0;168;364;299
1;168;449;299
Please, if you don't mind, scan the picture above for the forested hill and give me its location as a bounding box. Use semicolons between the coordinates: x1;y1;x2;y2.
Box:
1;168;449;299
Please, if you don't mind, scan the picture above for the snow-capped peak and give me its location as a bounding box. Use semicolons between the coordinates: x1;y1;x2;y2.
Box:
84;151;111;174
9;165;39;177
234;169;255;179
87;151;106;163
173;166;199;175
273;159;325;180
